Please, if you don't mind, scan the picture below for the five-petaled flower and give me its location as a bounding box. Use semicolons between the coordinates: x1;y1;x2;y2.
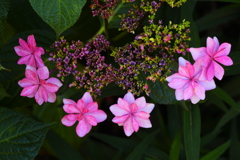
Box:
189;37;233;81
166;57;216;104
18;65;62;105
110;92;154;136
14;35;45;68
61;92;107;137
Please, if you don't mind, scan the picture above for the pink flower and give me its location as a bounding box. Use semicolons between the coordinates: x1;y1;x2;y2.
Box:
166;57;216;104
110;92;154;137
189;37;233;81
18;65;62;105
61;92;107;137
14;35;45;68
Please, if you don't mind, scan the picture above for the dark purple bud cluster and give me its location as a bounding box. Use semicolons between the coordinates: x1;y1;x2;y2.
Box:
48;35;116;96
119;1;162;34
90;0;119;19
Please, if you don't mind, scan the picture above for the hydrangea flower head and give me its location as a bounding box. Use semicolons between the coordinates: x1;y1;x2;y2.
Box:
61;92;107;137
18;65;62;105
189;37;233;81
166;57;216;104
110;92;154;136
14;35;45;68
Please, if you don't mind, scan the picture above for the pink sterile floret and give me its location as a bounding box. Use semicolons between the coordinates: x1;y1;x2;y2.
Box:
110;92;154;137
14;35;45;68
166;57;216;104
61;92;107;137
189;36;233;81
18;65;62;105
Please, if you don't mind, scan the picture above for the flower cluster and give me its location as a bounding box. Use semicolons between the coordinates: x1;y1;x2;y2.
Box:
166;37;233;104
90;0;120;19
15;35;62;105
62;92;154;137
111;20;190;95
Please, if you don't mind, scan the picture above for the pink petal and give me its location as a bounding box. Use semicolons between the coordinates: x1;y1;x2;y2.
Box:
18;78;36;87
27;35;36;50
35;47;45;55
132;117;139;132
214;56;233;66
38;86;48;102
117;98;130;112
138;103;154;114
213;37;220;53
14;46;31;56
61;114;77;126
183;85;193;100
206;61;215;81
86;110;107;123
110;104;129;116
42;83;59;93
46;78;63;87
134;111;150;119
17;55;31;65
166;73;187;82
35;56;45;68
37;66;49;80
19;38;30;50
134;116;152;128
194;83;206;100
206;37;215;56
198;79;216;91
63;104;80;113
86;102;98;112
47;92;56;103
123;117;134;136
178;65;191;78
76;99;85;111
27;55;37;67
27;88;37;98
35;87;48;105
76;118;92;137
112;114;129;124
189;47;207;61
85;115;97;126
175;89;184;100
168;78;189;89
81;92;93;107
213;61;224;80
178;57;190;67
215;42;231;57
123;92;135;104
135;97;146;110
130;103;138;113
190;94;201;104
63;98;77;106
20;85;38;96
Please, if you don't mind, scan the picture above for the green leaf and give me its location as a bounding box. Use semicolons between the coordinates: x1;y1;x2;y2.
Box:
0;107;53;160
196;4;240;32
0;0;10;46
148;80;178;104
29;0;87;37
125;130;159;160
212;107;240;134
0;84;10;101
230;119;240;160
210;86;240;111
200;140;230;160
46;130;85;160
170;130;182;160
183;104;201;160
